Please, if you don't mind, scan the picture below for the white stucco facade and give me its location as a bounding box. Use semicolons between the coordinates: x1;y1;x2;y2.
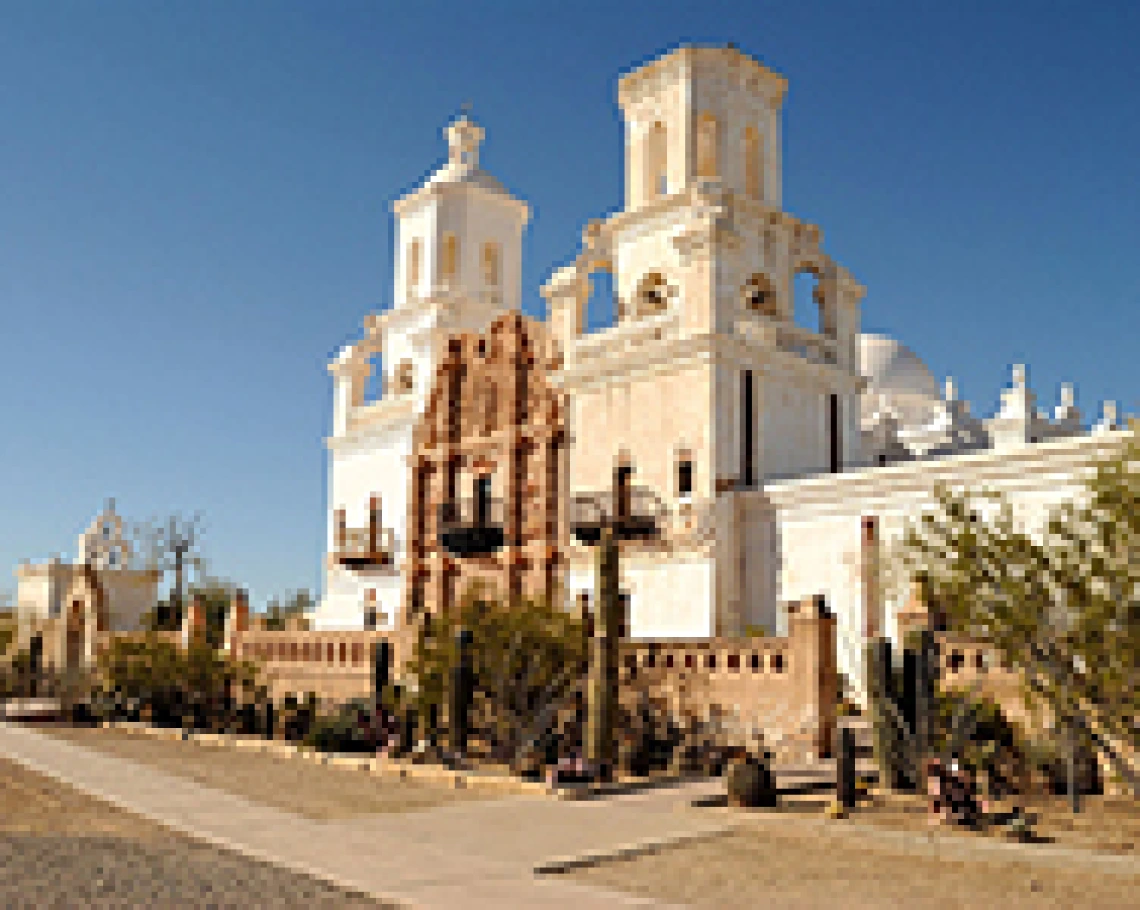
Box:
313;115;530;631
15;502;158;632
311;44;1133;685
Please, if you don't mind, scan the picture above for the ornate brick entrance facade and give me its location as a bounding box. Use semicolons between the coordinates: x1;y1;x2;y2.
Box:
402;312;566;633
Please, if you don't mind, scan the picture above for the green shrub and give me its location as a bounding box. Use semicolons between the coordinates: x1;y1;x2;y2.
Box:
402;583;587;764
96;635;259;729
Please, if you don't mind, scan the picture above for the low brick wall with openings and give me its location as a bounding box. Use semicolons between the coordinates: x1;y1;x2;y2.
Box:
229;629;399;705
932;633;1137;797
618;595;837;763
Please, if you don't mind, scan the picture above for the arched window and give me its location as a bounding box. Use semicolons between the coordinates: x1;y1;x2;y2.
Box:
697;112;720;179
644;121;668;201
406;239;421;296
743;126;761;199
742;273;778;318
442;233;459;283
635;272;669;317
395;360;415;394
482;241;500;288
676;449;694;498
614;455;633;523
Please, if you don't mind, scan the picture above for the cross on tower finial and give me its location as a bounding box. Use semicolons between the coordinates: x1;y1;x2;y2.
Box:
461;100;473;118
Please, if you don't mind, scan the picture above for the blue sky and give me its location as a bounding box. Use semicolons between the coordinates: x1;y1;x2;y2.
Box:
2;1;1138;608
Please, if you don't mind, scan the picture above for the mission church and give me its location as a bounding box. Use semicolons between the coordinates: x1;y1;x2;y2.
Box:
312;44;1131;696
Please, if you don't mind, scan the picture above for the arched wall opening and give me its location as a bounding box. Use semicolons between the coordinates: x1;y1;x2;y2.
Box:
793;268;825;336
584;266;617;334
364;353;384;402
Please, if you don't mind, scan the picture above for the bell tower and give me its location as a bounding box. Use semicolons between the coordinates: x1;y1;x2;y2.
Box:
318;113;530;633
618;44;787;212
392;114;529;318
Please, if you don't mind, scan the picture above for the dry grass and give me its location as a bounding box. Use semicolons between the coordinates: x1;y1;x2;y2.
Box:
42;725;496;820
850;790;1140;854
573;801;1140;909
0;753;172;840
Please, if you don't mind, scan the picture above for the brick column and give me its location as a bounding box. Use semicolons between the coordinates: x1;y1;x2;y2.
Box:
181;593;207;649
861;516;881;640
225;588;250;655
788;594;837;761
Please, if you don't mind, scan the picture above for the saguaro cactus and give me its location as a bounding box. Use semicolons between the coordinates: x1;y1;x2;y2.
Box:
837;724;857;810
449;627;474;757
586;526;621;781
373;640;391;711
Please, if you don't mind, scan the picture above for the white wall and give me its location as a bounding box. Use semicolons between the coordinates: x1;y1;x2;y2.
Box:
766;431;1130;701
761;375;829;481
566;555;715;639
316;424;413;630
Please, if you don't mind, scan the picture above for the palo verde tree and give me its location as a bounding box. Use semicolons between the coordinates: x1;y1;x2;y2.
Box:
896;423;1140;795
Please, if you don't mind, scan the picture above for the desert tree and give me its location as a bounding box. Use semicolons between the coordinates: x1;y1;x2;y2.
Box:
896;424;1140;797
262;589;315;631
135;513;205;629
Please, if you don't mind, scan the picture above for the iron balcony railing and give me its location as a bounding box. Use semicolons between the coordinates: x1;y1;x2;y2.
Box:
570;487;667;545
335;526;395;568
438;496;506;557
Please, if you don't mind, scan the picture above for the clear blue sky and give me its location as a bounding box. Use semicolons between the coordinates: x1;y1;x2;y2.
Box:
2;1;1138;609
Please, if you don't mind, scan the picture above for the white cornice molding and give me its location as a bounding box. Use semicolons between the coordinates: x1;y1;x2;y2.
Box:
391;176;530;224
765;430;1132;518
327;403;418;451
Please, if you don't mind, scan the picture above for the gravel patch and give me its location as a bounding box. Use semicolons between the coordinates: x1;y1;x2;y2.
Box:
0;756;391;907
0;834;389;909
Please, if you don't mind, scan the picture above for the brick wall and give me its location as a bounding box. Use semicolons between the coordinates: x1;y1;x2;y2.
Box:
618;595;836;763
229;629;398;705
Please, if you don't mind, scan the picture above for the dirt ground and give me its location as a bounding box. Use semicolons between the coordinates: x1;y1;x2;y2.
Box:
573;811;1139;909
42;725;496;820
0;755;389;907
852;790;1140;854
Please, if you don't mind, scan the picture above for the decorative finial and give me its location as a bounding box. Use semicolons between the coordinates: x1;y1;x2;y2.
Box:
944;376;957;402
1060;383;1075;408
1104;400;1118;422
460;100;473;118
1012;364;1026;388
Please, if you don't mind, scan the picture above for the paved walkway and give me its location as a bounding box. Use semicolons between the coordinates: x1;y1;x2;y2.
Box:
0;723;729;908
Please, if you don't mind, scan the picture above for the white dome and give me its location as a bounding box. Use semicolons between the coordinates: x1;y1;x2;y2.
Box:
859;334;942;429
859;334;940;399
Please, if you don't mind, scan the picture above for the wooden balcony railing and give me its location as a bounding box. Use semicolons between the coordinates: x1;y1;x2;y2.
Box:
334;526;395;568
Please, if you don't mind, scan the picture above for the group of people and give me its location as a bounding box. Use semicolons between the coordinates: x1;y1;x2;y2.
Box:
925;756;987;828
